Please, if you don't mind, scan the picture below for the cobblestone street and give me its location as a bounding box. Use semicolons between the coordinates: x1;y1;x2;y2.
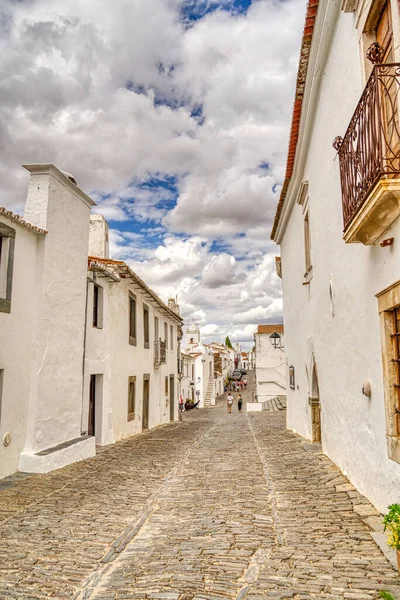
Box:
0;375;399;600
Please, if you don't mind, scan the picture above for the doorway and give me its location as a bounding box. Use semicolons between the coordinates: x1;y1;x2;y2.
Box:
169;375;175;422
309;362;321;443
88;374;96;437
143;375;150;430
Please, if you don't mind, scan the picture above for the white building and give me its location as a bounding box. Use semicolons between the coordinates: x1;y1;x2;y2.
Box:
247;348;256;370
0;164;182;479
254;325;286;405
180;352;195;402
182;324;216;408
84;250;183;445
271;0;400;511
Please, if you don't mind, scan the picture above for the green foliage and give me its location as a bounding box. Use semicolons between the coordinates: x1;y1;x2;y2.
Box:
379;591;397;600
225;336;233;349
383;504;400;550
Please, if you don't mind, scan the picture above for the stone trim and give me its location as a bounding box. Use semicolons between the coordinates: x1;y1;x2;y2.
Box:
0;222;16;314
376;280;400;463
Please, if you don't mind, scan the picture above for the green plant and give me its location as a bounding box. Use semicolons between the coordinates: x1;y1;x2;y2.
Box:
380;591;397;600
383;504;400;550
225;336;233;349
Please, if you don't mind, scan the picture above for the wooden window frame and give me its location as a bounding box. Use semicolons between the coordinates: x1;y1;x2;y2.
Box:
170;325;174;351
143;304;150;349
129;293;137;346
0;222;16;314
92;283;103;329
128;376;136;422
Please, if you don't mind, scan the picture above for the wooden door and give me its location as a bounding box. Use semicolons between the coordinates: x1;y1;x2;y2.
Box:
377;1;393;63
88;375;96;437
169;375;175;422
142;376;149;430
377;2;400;167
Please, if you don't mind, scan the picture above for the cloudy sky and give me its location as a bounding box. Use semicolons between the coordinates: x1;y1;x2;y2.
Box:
0;0;306;348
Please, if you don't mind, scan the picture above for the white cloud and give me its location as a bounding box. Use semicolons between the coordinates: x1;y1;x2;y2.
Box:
0;0;307;345
202;253;239;288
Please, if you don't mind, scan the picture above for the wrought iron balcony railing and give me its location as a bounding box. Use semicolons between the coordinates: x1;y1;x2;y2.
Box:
334;63;400;234
154;339;166;367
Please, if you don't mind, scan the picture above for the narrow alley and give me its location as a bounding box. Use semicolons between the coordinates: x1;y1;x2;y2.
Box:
0;374;399;600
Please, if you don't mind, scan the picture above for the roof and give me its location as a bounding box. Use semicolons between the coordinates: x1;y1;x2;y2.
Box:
256;324;284;335
270;0;319;240
0;207;47;235
87;256;183;324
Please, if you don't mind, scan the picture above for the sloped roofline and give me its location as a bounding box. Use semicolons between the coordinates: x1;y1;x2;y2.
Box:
270;0;320;240
88;256;183;324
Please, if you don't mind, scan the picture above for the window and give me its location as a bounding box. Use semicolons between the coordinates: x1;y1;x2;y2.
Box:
164;322;168;349
0;222;16;314
377;280;400;463
165;376;168;395
129;294;137;345
93;284;103;328
154;316;159;341
170;325;174;351
128;376;136;421
192;364;194;380
304;211;312;277
143;304;149;349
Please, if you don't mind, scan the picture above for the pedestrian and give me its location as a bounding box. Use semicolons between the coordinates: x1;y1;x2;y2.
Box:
227;393;233;413
243;378;247;389
178;395;184;421
238;394;243;412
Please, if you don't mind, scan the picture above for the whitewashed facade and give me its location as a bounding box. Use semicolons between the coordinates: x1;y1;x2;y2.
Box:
180;352;195;402
182;324;216;407
84;251;182;445
254;325;286;404
272;0;400;511
0;164;182;479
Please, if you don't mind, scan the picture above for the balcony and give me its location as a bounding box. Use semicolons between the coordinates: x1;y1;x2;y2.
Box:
154;339;166;367
335;63;400;244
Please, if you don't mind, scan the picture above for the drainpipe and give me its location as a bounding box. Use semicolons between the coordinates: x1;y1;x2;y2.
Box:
81;273;92;435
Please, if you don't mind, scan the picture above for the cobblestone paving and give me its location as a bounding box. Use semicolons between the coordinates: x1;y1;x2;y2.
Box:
0;376;399;600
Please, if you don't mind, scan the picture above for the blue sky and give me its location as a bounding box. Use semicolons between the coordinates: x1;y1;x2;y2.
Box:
181;0;253;22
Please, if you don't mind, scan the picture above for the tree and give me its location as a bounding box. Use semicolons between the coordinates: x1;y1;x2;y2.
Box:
225;336;233;349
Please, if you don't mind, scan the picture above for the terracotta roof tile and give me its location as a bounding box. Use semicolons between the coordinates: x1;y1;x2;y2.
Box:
87;255;183;323
271;0;320;240
0;207;47;235
256;324;284;334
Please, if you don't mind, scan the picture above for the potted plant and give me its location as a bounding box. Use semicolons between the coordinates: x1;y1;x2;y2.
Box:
383;504;400;572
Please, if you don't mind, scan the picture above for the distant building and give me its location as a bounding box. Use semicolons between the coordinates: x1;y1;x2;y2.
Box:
253;324;286;408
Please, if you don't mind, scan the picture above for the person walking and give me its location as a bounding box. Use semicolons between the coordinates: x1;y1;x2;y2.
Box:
227;393;233;413
238;394;243;412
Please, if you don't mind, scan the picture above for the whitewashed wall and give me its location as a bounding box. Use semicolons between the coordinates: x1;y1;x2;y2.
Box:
20;165;96;472
255;333;286;401
0;218;42;478
278;3;400;512
84;271;180;443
